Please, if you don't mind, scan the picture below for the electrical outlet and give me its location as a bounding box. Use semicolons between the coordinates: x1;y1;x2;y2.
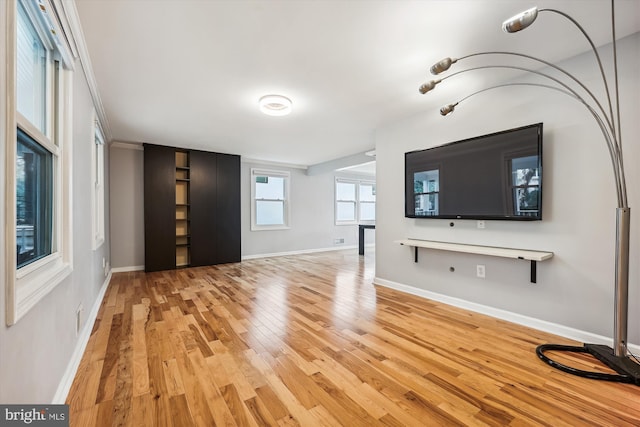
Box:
334;238;345;245
477;220;485;229
476;264;486;278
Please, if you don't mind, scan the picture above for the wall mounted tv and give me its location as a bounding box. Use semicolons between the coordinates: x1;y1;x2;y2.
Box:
405;123;543;220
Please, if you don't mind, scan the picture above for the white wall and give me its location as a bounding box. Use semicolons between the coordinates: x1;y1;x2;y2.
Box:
109;143;145;269
374;33;639;345
0;22;111;405
241;161;375;257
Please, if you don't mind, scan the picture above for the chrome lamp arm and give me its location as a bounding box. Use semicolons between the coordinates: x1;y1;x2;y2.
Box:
536;8;618;141
501;3;626;207
423;64;624;208
424;51;616;142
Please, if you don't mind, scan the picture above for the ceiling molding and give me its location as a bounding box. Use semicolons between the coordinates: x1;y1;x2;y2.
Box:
110;141;144;151
56;0;112;143
306;149;375;176
241;157;308;170
336;161;376;177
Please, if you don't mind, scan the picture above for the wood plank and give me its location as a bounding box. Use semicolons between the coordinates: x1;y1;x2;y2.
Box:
244;394;280;427
174;351;218;426
220;383;259;427
111;296;134;426
132;301;151;397
132;393;156;427
67;253;640;426
162;358;185;397
168;394;191;427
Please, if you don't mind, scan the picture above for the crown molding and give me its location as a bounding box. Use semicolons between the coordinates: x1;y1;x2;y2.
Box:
55;0;112;143
241;157;308;170
306;149;375;176
110;141;143;151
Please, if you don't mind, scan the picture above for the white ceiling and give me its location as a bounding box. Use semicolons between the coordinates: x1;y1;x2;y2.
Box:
74;0;640;167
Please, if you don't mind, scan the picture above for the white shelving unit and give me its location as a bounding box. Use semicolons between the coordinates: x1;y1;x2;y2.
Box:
396;238;553;283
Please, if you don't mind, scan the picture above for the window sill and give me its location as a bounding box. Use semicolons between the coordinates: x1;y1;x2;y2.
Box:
12;258;72;324
251;225;291;231
93;237;105;251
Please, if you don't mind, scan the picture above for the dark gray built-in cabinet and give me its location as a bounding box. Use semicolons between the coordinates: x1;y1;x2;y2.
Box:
143;144;241;272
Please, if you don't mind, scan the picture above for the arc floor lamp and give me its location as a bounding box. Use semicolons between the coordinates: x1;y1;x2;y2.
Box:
420;0;639;384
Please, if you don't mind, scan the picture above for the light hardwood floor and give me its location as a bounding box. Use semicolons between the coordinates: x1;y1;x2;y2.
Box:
66;250;640;426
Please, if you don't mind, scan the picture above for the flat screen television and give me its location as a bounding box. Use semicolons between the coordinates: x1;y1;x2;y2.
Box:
405;123;543;220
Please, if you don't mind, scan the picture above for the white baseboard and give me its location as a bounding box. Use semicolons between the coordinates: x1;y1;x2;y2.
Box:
52;270;112;404
242;245;358;260
111;265;144;273
373;276;640;354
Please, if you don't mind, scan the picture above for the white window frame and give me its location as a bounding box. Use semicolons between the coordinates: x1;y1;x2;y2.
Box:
250;168;290;231
5;0;74;325
335;179;358;225
91;110;105;249
358;181;376;222
335;177;376;225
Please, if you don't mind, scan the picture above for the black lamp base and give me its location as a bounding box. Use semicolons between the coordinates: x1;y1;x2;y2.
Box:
536;343;640;385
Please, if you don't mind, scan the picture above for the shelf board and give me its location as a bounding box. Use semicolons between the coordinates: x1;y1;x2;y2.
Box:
176;178;190;182
396;238;553;283
396;238;552;261
176;166;190;170
176;204;190;207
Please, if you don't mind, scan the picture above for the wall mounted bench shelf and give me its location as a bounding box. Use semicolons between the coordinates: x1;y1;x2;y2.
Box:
395;238;553;283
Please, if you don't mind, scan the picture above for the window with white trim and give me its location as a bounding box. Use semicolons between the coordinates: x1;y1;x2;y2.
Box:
92;113;105;248
251;169;290;230
6;0;74;325
335;180;357;223
335;178;376;225
359;182;376;221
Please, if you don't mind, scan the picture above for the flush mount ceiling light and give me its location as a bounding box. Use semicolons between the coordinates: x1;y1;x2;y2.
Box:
259;94;292;116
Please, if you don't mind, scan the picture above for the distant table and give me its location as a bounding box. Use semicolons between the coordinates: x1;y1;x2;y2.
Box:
359;224;375;255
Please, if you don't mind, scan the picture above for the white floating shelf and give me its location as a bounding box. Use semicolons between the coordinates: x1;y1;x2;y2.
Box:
396;238;553;283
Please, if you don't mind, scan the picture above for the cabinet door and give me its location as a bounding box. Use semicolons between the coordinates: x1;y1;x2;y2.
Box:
143;144;176;272
190;150;218;267
215;153;241;263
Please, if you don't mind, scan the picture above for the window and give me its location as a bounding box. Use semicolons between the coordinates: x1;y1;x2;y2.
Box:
359;182;376;221
336;181;356;222
6;0;74;325
335;178;376;224
251;169;290;230
16;128;53;268
17;0;47;133
92;113;105;248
